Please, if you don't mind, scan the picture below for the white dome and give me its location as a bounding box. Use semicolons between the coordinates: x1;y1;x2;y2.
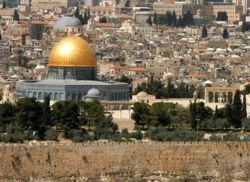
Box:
54;16;81;32
87;88;100;97
35;63;45;70
137;91;148;97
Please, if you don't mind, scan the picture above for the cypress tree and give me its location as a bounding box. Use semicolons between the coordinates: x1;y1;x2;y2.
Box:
226;103;233;126
242;93;247;119
75;6;80;18
189;102;197;129
231;90;242;128
177;16;183;27
222;28;229;39
146;15;152;25
166;11;173;26
39;96;51;139
172;11;177;27
13;9;19;21
2;0;6;8
166;79;176;98
214;105;218;120
153;11;157;25
202;26;208;38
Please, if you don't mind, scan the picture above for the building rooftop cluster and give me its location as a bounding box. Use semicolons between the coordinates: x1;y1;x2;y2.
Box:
0;0;249;104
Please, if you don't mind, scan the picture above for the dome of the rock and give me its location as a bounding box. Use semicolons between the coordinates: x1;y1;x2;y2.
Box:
49;36;96;67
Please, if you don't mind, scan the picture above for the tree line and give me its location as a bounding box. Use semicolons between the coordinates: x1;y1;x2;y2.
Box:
134;80;204;99
132;89;249;132
75;6;91;25
147;10;194;27
0;97;142;143
202;26;229;39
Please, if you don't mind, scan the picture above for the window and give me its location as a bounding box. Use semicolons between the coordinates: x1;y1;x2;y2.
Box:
54;93;58;101
38;92;43;100
59;93;63;101
72;93;76;101
66;93;71;100
78;93;82;101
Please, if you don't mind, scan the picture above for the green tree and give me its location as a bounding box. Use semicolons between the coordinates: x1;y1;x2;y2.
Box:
242;118;250;130
99;16;107;23
189;102;213;129
13;9;19;21
153;11;157;25
39;96;51;139
83;10;89;24
133;82;147;95
166;79;176;98
2;0;6;8
188;84;196;98
176;82;186;98
132;102;151;129
189;101;197;129
166;11;173;26
183;10;194;26
222;28;229;39
79;100;105;130
172;11;177;27
94;114;118;139
146;15;152;25
177;16;184;27
0;103;15;132
15;98;42;132
52;101;80;138
242;93;247;119
115;75;131;84
214;105;218;120
231;90;242;128
87;8;91;19
150;103;171;127
202;26;208;38
244;84;250;94
125;0;130;7
74;6;80;18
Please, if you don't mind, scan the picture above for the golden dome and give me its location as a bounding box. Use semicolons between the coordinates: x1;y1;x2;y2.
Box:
48;36;96;67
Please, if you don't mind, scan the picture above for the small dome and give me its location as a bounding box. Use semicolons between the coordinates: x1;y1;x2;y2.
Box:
54;16;81;32
35;63;45;70
87;88;100;97
137;91;148;97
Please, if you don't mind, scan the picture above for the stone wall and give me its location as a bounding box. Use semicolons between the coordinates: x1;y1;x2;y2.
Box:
0;141;250;180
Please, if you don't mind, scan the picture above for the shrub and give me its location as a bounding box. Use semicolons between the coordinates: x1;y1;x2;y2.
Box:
200;119;215;129
68;129;88;142
44;128;58;141
0;133;24;143
223;133;240;141
242;118;250;130
214;119;230;129
130;130;143;140
146;127;204;141
210;134;222;141
121;128;129;139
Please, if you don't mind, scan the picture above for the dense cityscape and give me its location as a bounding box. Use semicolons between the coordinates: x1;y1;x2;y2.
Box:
0;0;250;181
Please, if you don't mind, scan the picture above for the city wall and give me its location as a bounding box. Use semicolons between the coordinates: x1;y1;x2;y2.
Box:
0;141;250;180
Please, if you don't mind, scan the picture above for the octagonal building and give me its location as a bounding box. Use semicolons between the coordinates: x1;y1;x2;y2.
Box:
16;36;129;102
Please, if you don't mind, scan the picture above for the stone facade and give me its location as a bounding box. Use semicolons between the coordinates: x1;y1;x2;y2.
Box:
0;142;250;180
205;85;239;103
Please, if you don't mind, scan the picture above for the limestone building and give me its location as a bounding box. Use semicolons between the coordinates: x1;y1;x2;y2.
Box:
29;0;78;10
153;2;196;17
16;36;129;103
